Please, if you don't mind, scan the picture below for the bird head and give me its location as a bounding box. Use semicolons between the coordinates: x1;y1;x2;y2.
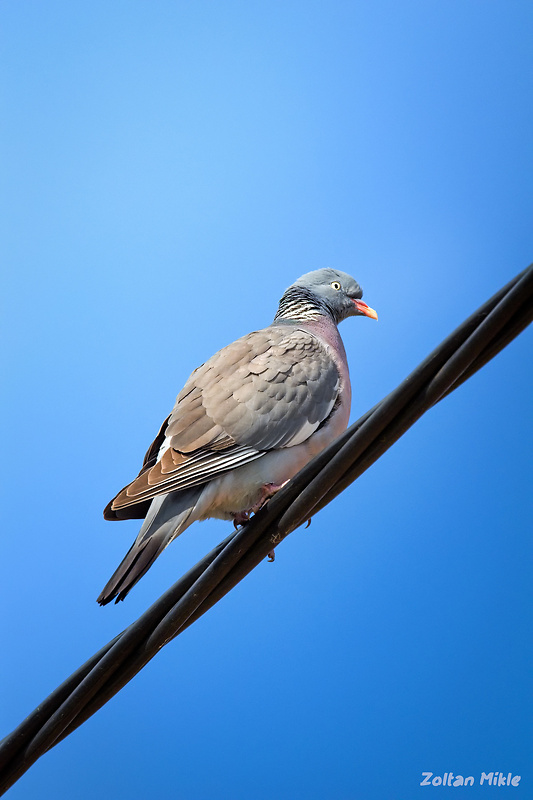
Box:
275;268;378;325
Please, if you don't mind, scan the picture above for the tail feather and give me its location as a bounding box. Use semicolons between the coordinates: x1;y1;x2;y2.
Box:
97;488;202;605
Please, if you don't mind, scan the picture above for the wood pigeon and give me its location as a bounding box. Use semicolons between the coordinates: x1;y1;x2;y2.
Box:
98;269;377;604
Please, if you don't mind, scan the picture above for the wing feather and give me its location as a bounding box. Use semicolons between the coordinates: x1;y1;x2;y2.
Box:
107;325;341;514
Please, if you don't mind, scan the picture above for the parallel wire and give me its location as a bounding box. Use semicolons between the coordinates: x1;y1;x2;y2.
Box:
0;265;531;795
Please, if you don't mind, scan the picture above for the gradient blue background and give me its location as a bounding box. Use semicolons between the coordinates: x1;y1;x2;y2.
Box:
2;2;532;798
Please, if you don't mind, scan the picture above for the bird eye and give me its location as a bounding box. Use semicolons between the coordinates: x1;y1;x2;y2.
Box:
331;281;341;291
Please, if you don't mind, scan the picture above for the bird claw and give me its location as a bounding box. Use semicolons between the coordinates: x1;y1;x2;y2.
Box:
232;511;250;529
232;481;290;529
252;481;290;514
305;518;312;528
267;550;275;562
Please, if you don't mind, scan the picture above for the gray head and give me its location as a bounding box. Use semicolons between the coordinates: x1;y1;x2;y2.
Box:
274;268;378;325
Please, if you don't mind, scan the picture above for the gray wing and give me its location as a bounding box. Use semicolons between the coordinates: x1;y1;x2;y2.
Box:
107;325;340;513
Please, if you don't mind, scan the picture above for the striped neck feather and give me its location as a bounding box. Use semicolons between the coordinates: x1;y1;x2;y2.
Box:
274;286;334;323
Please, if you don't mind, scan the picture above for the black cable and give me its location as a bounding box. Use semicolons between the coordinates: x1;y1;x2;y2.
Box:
0;265;531;795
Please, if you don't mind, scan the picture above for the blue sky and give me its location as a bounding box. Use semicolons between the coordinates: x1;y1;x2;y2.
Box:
1;1;532;798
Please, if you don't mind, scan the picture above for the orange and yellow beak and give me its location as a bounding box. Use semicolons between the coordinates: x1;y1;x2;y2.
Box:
353;299;378;320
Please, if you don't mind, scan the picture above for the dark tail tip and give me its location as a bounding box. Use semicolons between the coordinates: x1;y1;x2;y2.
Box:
97;536;167;606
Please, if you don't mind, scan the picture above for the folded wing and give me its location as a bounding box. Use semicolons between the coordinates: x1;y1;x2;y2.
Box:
105;326;340;518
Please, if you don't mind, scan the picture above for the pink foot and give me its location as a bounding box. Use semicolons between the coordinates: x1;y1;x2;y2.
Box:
251;480;289;514
231;481;289;528
233;510;250;529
